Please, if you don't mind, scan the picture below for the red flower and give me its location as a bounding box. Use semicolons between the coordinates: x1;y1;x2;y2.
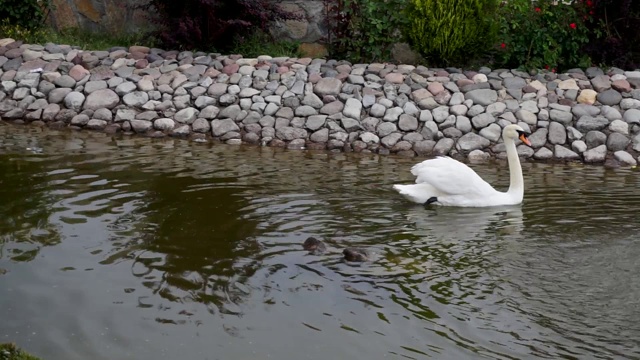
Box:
586;0;593;6
535;7;541;12
552;68;557;73
545;65;550;69
501;42;506;49
570;23;577;29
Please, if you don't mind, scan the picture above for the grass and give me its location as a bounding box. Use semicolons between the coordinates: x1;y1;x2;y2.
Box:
0;20;301;57
0;343;41;360
0;20;154;50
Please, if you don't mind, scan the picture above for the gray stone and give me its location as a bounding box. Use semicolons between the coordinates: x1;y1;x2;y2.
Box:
455;116;472;133
310;128;329;143
549;109;573;125
516;109;538;125
314;78;342;96
123;91;149;107
377;122;397;137
84;89;120;110
433;138;455;155
211;119;240;137
596;89;622;105
609;119;629;134
192;118;211;133
572;104;600;118
219;104;241;119
575;116;610;132
84;80;107;94
614;150;637;166
585;131;607;148
174;107;198;124
154;118;175;130
583;145;607;162
533;147;553;160
383;107;403;122
343;98;362;119
115;81;137;96
457;132;490;152
606;133;630;151
554;145;580;160
465;89;498;106
306;115;327;131
86;119;108;130
471;113;495;129
130;119;153;133
200;105;220;119
64;91;85;111
381;133;403;148
479;123;502;142
54;75;76;88
295;105;317;117
548;122;566;145
601;105;622;121
48;88;72;103
276;126;307;141
572;140;587;153
70;114;90;126
398;114;418;131
623;109;640;124
341;118;361;132
432;106;450;122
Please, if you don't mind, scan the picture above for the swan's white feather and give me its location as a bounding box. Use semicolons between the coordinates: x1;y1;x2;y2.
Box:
393;124;528;207
410;157;496;196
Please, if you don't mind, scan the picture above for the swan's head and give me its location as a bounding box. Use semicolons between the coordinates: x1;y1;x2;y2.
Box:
503;124;531;146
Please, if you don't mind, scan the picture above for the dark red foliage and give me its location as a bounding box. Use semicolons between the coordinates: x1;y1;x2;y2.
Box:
138;0;302;51
582;0;640;69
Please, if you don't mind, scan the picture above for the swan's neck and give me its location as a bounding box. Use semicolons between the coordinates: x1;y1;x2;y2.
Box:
505;137;524;199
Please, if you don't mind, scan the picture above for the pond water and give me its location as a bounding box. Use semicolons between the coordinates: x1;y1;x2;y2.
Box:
1;123;640;360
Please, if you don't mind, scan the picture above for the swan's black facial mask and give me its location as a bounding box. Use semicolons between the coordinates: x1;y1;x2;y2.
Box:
516;130;532;146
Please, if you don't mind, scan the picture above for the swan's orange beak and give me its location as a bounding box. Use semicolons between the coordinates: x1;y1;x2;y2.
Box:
520;134;532;146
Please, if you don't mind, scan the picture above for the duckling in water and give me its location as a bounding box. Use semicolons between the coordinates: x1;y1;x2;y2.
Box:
343;247;370;262
303;236;326;255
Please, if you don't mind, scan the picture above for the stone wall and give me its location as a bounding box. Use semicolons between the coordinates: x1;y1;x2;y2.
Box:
1;38;640;167
46;0;327;43
47;0;150;33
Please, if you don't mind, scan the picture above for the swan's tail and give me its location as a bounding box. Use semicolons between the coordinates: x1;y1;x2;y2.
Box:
392;183;439;204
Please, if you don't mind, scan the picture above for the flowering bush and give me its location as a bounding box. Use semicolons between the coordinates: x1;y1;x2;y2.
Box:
495;0;591;71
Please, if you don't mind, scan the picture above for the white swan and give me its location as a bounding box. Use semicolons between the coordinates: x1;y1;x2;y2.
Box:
393;124;532;207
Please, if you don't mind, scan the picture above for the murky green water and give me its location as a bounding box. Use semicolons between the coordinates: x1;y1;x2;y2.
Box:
1;123;640;360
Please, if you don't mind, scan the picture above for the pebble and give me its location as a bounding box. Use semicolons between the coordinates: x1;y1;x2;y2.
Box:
0;38;638;163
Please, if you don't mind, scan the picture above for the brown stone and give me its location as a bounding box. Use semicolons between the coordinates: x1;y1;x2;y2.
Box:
69;64;90;81
135;59;148;69
74;0;101;22
129;51;146;60
298;43;328;58
612;79;632;93
204;67;221;78
222;63;239;75
129;45;150;54
427;82;444;95
385;73;405;84
4;48;23;59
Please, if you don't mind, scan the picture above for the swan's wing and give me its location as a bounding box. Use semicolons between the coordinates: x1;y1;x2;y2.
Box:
410;156;497;196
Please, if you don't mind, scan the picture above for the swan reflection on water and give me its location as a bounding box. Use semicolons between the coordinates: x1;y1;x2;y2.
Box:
403;204;525;241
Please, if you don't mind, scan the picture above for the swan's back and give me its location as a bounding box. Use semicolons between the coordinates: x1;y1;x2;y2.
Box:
411;157;496;196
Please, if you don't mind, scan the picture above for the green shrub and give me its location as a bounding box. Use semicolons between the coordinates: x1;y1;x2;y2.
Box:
496;0;591;71
406;0;499;65
0;0;50;30
325;0;409;63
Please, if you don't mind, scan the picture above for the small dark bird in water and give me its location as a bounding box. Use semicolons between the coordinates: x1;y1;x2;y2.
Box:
303;236;326;255
343;248;370;262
